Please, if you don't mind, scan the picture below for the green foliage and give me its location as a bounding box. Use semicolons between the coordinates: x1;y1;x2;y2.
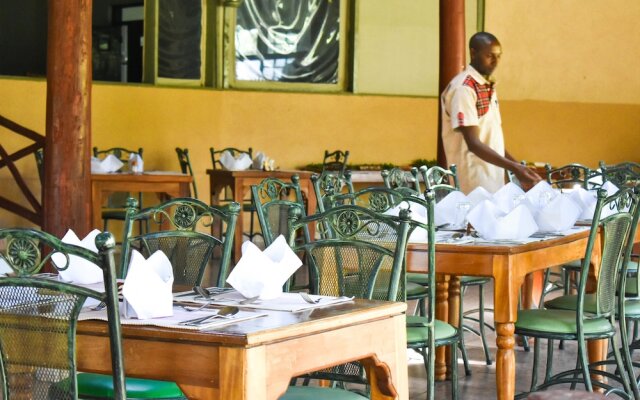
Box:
410;158;437;168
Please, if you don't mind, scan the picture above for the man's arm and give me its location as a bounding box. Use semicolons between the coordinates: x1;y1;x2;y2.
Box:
458;126;542;190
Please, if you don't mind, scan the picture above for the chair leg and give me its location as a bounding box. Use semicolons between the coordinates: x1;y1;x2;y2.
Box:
619;317;639;398
450;343;459;400
577;334;592;392
544;339;554;384
458;288;471;376
610;333;632;395
477;283;492;365
530;338;540;392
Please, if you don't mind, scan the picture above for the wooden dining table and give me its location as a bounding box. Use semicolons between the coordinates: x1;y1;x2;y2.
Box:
206;169;316;262
406;229;603;400
77;299;408;400
91;172;192;229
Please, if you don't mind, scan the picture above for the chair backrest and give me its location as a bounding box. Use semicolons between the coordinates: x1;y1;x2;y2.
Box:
599;161;640;188
251;175;310;247
322;149;349;175
577;187;640;318
381;167;421;194
288;204;412;302
175;147;198;198
311;170;355;213
545;163;593;190
93;146;143;167
0;229;125;400
209;147;252;170
420;164;459;201
120;197;240;287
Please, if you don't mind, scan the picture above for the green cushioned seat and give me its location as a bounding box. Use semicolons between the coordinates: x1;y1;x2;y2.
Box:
515;309;614;336
459;276;490;285
546;293;640;318
77;373;186;399
406;316;457;343
407;272;430;286
280;386;368;400
544;294;597;313
406;281;429;298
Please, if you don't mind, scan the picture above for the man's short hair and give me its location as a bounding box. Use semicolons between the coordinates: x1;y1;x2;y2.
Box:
469;32;499;50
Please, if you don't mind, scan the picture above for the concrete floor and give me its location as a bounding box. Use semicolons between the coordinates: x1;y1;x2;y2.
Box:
407;282;631;399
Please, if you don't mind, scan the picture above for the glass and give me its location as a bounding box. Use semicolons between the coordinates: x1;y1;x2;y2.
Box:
538;191;553;209
511;194;526;210
454;201;471;229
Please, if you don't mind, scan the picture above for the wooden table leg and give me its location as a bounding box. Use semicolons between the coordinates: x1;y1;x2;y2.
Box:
496;322;516;399
446;276;461;379
435;274;450;381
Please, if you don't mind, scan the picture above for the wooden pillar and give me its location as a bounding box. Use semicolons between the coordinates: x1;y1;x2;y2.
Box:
43;0;93;237
437;0;466;168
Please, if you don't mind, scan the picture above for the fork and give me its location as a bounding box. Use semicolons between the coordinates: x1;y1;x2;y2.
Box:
299;292;321;304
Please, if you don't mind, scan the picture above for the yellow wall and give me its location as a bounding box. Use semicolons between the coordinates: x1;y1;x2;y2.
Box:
1;0;640;228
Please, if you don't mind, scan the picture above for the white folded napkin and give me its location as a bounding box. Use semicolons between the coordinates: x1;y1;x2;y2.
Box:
434;191;471;229
492;182;527;214
52;229;104;284
0;257;12;275
226;235;302;300
122;250;174;319
570;182;620;220
601;181;619;196
128;153;144;173
384;203;429;242
91;154;124;173
535;194;582;233
252;151;266;170
524;181;558;211
219;150;252;171
466;186;493;207
467;200;538;240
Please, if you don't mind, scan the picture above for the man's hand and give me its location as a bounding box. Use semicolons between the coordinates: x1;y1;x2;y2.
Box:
513;164;542;191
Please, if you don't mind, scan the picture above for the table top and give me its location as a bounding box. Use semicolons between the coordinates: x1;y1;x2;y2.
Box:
91;171;192;183
206;169;313;178
78;299;406;347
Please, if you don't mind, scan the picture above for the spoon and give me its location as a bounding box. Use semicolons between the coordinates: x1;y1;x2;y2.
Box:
300;292;322;304
193;286;212;300
180;306;239;326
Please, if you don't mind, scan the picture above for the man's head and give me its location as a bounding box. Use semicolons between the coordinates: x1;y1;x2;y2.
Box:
469;32;502;78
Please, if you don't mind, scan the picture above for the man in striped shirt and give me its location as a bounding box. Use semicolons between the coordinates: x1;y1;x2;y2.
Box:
441;32;541;193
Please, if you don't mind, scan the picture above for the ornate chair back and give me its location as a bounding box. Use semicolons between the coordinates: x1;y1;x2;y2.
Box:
175;147;198;198
578;187;640;319
381;167;421;195
34;148;44;184
545;163;593;190
322;149;349;175
209;147;253;171
121;197;240;287
311;170;354;213
420;164;459;201
599;161;640;188
288;204;412;302
0;229;125;400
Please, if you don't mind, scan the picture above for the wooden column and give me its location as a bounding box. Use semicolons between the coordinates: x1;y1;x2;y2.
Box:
437;0;466;168
43;0;93;237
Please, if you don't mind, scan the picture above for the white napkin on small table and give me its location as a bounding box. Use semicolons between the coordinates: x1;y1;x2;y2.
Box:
492;182;526;214
434;191;470;228
128;153;144;173
535;194;582;233
91;154;124;173
220;151;252;171
52;229;104;284
122;250;174;319
467;200;538;240
467;187;493;207
226;235;302;300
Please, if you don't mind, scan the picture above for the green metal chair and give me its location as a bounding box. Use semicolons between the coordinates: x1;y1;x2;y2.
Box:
210;146;261;242
251;175;312;291
120;197;240;288
34;147;44;184
175;147;198;198
600;161;640;188
311;169;355;213
0;229;124;399
282;203;413;399
322;149;350;175
0;228;187;399
381;166;421;194
420;164;494;369
92;147;144;231
516;187;640;398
